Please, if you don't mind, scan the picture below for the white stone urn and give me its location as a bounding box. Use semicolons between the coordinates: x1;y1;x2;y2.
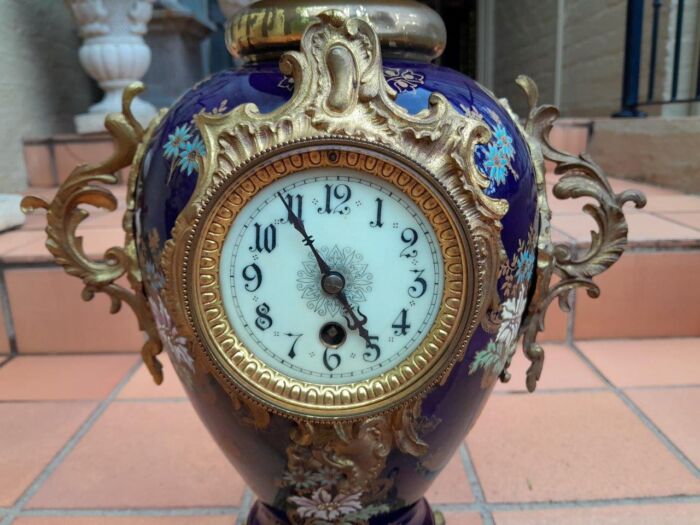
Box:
66;0;158;133
217;0;255;20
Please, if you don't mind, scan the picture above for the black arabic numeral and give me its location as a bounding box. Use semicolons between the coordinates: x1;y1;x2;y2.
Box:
363;336;381;362
285;333;302;359
254;302;273;331
318;183;351;215
250;223;276;253
322;347;341;371
242;263;262;292
408;269;427;298
392;309;411;336
400;227;418;258
319;184;331;214
370;197;384;228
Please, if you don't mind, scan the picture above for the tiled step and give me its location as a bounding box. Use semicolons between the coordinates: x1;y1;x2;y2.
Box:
546;119;591;168
1;175;698;356
0;185;143;355
23;134;126;188
547;174;700;340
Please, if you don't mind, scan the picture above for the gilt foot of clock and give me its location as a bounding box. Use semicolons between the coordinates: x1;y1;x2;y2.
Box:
246;498;442;524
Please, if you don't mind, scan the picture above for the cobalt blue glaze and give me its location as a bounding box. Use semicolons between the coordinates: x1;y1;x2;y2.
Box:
137;60;536;251
134;59;537;525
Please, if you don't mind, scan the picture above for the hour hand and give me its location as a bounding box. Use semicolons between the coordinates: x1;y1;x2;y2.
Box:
277;192;331;276
336;292;380;361
338;295;368;332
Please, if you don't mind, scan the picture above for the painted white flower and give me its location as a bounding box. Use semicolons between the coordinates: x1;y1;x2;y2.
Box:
496;287;527;348
289;488;362;521
382;67;425;93
148;295;194;372
278;75;295;92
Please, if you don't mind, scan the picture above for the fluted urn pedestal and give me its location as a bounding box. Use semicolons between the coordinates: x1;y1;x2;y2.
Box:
66;0;157;133
24;1;645;523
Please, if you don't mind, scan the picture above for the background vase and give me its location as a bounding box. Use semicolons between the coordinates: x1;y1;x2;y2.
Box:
66;0;157;133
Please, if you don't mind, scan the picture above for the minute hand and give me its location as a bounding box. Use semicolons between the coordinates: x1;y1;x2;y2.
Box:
277;192;331;276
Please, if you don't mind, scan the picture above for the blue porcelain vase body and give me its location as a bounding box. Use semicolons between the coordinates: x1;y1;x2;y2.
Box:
134;57;537;524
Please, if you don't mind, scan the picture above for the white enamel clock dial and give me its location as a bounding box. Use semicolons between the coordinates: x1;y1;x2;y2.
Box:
219;167;445;385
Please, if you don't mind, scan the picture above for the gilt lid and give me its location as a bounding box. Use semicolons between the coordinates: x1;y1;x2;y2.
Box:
226;0;447;62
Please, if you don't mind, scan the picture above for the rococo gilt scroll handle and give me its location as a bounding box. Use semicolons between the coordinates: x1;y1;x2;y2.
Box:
515;75;647;392
20;83;164;384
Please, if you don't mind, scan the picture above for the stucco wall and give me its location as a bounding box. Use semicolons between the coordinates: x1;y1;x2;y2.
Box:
491;0;675;118
661;0;699;116
0;1;95;193
558;0;627;116
492;0;558;117
589;117;700;192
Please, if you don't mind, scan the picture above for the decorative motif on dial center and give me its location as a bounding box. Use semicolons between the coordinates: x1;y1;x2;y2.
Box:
297;245;373;317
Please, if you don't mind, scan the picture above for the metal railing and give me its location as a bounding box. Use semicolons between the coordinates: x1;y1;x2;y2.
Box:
615;0;700;117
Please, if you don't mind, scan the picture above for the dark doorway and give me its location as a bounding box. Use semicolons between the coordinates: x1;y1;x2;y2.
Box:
420;0;478;77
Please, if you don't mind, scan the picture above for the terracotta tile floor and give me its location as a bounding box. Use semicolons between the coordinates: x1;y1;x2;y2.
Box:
0;340;698;524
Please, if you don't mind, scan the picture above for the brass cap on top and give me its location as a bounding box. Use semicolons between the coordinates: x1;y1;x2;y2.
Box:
226;0;447;62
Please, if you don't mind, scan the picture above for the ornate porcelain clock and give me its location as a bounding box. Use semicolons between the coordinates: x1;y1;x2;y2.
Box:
24;1;645;523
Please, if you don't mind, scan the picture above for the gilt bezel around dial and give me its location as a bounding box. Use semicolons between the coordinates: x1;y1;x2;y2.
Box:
184;140;478;420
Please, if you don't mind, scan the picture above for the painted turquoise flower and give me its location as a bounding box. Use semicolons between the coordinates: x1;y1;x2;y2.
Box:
469;340;508;377
493;124;515;159
483;143;508;185
515;250;535;283
163;124;192;159
178;136;206;176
